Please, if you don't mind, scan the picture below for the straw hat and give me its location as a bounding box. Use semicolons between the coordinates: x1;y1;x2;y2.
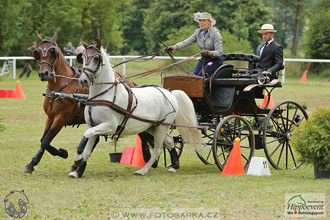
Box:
193;12;216;26
257;24;277;33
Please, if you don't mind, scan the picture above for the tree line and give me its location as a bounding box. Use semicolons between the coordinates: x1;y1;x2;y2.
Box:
0;0;329;60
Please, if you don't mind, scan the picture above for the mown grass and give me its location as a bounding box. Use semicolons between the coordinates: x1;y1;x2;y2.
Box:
0;68;329;220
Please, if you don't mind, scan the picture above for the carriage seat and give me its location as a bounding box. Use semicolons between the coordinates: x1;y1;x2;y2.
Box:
222;53;260;69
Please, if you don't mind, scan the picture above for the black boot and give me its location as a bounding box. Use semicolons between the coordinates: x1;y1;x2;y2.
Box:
170;148;179;169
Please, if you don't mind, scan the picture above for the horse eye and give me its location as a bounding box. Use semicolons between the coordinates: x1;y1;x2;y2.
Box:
94;57;99;62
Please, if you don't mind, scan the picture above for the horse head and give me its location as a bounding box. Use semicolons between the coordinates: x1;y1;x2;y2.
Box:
33;32;59;81
77;38;106;87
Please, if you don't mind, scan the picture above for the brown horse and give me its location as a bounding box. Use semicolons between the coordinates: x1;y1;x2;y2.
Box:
22;33;136;176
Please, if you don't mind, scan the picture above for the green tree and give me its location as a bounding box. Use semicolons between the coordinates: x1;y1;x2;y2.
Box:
0;0;25;55
0;0;124;56
305;0;330;59
275;0;310;56
144;0;191;53
263;0;297;49
74;0;124;54
142;0;271;54
120;0;153;54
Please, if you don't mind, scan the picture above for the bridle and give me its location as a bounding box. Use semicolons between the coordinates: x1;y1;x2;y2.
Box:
77;45;104;85
33;38;59;81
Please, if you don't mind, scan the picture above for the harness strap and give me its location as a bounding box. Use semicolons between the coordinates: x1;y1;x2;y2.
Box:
87;100;165;125
112;83;137;140
88;105;95;127
86;99;204;129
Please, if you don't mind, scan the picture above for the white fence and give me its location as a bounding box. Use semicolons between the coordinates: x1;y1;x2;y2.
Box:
1;56;329;83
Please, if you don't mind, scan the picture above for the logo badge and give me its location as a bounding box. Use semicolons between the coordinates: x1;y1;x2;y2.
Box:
4;190;29;218
286;193;325;217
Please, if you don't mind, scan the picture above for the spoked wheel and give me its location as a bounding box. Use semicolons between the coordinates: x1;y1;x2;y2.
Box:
262;101;308;170
196;125;216;165
212;115;255;171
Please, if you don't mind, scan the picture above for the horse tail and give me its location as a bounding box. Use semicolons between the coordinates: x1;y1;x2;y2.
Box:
171;90;202;152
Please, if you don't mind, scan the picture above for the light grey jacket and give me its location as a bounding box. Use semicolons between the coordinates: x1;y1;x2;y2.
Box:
176;27;222;58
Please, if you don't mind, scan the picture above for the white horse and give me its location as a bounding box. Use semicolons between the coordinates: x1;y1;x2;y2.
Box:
68;39;201;177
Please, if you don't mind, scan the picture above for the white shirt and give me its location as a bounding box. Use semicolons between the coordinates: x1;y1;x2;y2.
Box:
260;39;274;56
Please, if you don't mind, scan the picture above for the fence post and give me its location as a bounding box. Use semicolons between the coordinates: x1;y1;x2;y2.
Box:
13;58;16;79
123;57;126;75
282;60;285;84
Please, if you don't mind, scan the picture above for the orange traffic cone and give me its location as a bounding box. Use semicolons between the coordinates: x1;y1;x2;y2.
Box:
261;93;274;109
300;62;311;82
221;138;245;175
120;147;135;165
15;80;26;99
300;72;307;82
130;136;147;167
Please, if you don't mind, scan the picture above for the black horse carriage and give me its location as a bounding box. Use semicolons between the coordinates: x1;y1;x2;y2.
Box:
162;53;308;171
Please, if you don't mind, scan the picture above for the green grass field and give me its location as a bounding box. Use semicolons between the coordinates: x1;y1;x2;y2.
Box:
0;68;329;220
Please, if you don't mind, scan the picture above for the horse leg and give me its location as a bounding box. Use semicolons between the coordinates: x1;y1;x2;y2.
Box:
68;135;98;178
139;132;158;168
134;126;169;176
41;128;68;158
76;136;100;178
83;122;114;138
163;134;180;169
22;124;66;174
69;136;89;172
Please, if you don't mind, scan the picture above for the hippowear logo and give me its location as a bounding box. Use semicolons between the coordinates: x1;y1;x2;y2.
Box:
3;190;29;218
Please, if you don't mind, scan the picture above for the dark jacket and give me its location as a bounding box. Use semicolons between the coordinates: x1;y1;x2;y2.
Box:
255;40;283;74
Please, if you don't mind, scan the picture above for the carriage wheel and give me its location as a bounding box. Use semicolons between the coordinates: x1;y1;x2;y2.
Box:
212;115;255;171
262;101;308;170
195;126;216;165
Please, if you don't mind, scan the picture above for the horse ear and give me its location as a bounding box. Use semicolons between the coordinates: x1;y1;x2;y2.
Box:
36;31;43;42
95;38;101;50
52;32;57;42
76;53;83;64
80;39;89;48
33;50;40;60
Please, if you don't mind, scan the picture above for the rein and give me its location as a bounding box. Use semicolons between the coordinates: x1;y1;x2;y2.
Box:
112;52;160;68
126;53;199;79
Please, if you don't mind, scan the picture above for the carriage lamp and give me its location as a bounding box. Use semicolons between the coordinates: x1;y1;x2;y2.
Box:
257;71;271;84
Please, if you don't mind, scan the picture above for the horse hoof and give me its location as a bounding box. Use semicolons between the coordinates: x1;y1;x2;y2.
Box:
134;170;144;176
151;161;158;169
168;168;177;173
58;148;68;159
67;171;78;179
171;162;180;169
22;166;34;174
68;165;77;172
